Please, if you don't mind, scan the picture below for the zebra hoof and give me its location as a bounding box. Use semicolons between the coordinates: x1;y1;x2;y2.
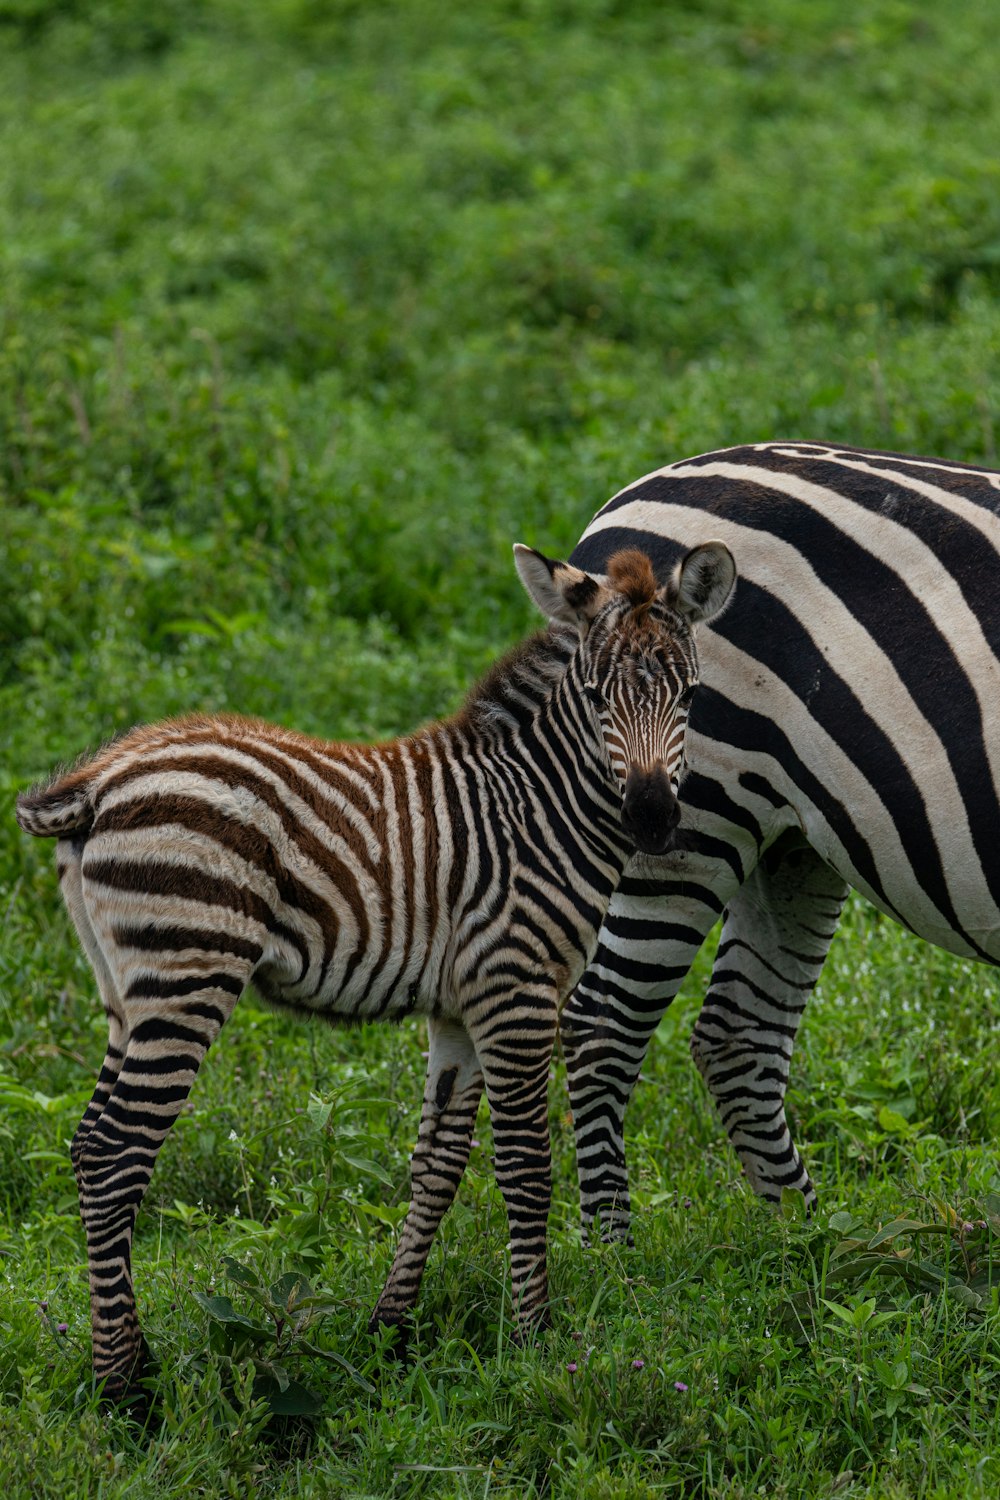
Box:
367;1309;412;1362
97;1339;157;1426
511;1304;552;1347
581;1211;634;1247
593;1225;635;1248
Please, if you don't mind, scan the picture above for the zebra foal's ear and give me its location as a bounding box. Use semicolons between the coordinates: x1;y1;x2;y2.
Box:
513;544;607;634
670;540;737;625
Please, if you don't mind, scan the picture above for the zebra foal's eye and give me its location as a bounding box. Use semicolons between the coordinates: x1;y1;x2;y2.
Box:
678;685;697;709
583;684;603;706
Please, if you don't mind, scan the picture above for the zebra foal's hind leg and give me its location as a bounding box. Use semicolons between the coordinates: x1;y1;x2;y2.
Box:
58;839;129;1154
72;967;247;1407
690;836;848;1208
370;1018;484;1337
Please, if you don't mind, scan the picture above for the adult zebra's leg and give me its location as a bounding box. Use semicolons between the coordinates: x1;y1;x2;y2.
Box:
370;1019;483;1333
690;836;847;1207
73;977;244;1405
469;995;558;1335
562;867;726;1244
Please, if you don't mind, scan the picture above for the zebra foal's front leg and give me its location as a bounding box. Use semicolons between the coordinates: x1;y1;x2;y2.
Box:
370;1018;483;1335
468;992;558;1336
562;868;725;1244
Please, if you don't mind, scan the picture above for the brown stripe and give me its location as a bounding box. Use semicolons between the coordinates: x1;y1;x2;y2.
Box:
413;744;442;969
440;744;467;919
90;794;361;981
242;733;384;817
112;922;263;964
82;856;310;981
367;750;414;1014
214;733;381;867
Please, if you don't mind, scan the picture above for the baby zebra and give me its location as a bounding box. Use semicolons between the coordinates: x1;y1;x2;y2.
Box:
16;540;735;1407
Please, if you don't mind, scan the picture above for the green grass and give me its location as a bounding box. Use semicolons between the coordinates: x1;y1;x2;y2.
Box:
3;1;1000;1494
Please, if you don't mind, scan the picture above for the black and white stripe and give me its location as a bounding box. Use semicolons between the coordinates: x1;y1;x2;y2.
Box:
562;440;1000;1239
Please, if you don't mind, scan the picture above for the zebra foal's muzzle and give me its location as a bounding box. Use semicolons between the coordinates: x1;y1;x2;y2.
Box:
621;763;681;856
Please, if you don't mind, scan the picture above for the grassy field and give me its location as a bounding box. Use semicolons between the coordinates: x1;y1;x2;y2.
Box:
3;1;1000;1495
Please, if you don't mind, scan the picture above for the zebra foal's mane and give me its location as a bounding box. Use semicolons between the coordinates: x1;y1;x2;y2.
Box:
456;625;577;733
459;548;674;734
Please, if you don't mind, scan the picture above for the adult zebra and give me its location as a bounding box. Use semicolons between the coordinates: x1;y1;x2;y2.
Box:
555;440;1000;1239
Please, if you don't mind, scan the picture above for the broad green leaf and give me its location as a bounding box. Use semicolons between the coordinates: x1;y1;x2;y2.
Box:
946;1282;985;1310
253;1375;323;1417
289;1294;340;1317
339;1151;394;1187
828;1211;866;1235
780;1187;808;1222
830;1238;869;1261
355;1200;407;1227
301;1342;378;1396
307;1097;334;1131
877;1105;912;1135
221;1257;260;1290
192;1292;266;1333
868;1218;931;1248
253;1358;291;1393
270;1272;312;1308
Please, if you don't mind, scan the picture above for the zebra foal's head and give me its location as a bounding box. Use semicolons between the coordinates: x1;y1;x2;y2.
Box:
514;540;736;856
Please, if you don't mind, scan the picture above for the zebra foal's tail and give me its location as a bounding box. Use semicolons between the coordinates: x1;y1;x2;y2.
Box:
16;768;96;839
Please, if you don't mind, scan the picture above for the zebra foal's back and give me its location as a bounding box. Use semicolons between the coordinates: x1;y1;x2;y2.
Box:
26;716;355;989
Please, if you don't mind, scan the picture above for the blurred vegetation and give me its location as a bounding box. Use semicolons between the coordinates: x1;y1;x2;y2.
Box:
4;1;1000;1496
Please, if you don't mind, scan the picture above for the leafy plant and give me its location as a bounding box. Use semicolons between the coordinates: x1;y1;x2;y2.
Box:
780;1195;1000;1358
824;1196;1000;1314
192;1256;377;1418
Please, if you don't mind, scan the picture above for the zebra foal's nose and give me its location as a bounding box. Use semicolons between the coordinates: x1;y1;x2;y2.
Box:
621;764;680;855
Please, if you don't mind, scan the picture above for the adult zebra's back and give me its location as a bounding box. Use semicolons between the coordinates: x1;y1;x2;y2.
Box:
562;440;1000;1238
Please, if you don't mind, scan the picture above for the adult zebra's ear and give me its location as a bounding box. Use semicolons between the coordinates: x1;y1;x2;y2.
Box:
669;540;737;625
513;544;609;635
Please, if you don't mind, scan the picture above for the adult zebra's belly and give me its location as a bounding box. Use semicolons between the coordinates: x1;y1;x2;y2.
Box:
797;792;1000;967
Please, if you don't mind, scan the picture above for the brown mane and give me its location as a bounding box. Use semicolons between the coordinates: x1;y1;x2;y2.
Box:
455;627;576;732
606;548;659;616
